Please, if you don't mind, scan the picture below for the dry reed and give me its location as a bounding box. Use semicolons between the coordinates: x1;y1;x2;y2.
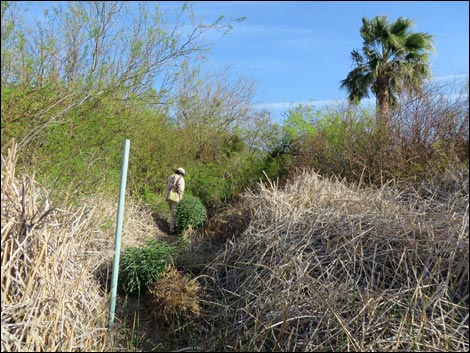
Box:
1;141;115;351
201;170;469;351
149;266;201;325
1;141;163;351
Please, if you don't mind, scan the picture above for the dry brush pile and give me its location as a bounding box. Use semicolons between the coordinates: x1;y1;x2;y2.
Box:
1;141;164;351
1;142;114;351
201;170;469;351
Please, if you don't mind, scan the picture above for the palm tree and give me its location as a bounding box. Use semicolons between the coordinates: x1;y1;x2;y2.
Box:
340;16;434;137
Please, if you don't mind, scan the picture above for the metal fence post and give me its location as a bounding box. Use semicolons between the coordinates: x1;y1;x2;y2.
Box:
108;139;130;329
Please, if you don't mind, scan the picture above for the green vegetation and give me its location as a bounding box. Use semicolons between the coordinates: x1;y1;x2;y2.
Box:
118;239;176;297
1;4;467;205
174;194;207;235
1;3;468;352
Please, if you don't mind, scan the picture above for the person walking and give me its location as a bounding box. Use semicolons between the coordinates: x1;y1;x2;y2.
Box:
165;167;185;234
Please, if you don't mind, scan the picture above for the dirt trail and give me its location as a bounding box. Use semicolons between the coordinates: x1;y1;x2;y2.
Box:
111;202;251;351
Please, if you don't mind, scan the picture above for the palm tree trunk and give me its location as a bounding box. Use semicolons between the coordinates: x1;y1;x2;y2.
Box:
375;88;391;182
375;83;391;142
375;75;390;133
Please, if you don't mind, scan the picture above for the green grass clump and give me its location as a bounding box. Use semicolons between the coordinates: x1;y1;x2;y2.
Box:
174;194;207;235
118;239;176;297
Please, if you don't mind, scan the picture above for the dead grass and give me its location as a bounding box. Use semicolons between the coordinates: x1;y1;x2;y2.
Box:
1;141;165;352
200;169;469;351
1;142;114;351
149;265;201;325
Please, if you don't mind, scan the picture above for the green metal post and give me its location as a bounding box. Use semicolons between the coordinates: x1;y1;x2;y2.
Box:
108;139;130;330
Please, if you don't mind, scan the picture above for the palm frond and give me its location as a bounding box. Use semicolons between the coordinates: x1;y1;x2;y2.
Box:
341;15;434;117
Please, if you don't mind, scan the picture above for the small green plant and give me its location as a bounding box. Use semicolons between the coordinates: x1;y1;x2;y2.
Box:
118;239;176;297
174;194;207;235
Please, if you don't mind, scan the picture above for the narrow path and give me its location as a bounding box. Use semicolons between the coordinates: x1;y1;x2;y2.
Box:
113;202;252;351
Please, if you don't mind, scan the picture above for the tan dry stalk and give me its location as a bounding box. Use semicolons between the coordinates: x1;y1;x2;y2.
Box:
149;266;201;326
1;141;113;352
201;169;469;351
2;139;167;352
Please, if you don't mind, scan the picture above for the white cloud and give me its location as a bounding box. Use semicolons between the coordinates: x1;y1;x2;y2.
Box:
256;74;469;113
254;97;378;120
431;74;469;82
254;98;363;110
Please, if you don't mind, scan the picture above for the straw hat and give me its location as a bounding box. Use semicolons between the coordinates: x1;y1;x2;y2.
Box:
176;167;186;175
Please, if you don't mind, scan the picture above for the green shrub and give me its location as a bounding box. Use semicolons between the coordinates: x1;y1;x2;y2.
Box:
189;163;230;207
118;239;176;297
174;194;207;234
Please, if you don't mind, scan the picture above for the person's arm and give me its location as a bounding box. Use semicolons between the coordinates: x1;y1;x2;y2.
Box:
177;177;185;196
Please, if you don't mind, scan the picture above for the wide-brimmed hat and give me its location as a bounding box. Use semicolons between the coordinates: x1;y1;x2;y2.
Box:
176;167;186;175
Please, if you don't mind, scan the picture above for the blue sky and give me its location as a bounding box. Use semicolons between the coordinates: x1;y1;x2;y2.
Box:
162;1;469;120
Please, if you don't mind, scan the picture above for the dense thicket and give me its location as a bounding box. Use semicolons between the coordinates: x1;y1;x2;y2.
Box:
2;1;468;209
1;1;280;212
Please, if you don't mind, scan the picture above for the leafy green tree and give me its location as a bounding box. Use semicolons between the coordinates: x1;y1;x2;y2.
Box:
281;104;317;143
340;16;434;138
1;1;244;153
1;1;249;202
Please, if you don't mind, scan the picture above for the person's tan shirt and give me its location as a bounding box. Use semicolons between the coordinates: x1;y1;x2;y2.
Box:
166;173;185;199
